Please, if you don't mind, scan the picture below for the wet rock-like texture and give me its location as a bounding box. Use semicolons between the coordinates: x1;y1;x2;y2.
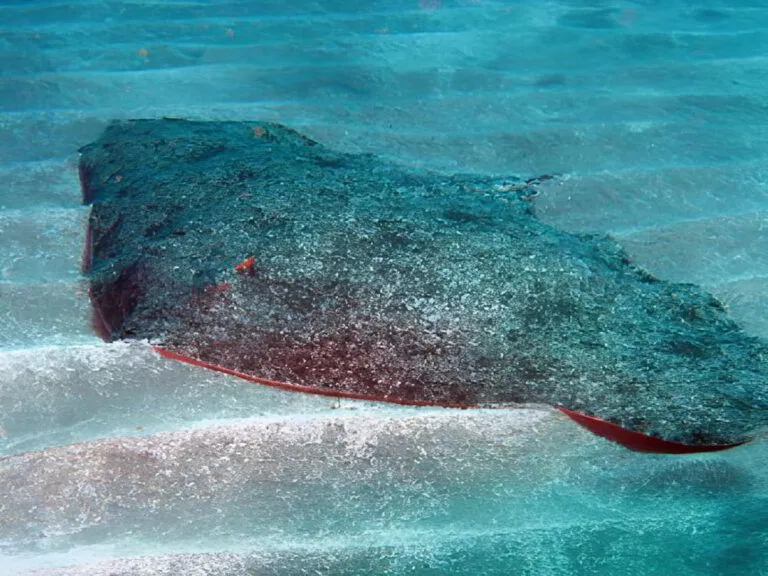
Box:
81;119;767;445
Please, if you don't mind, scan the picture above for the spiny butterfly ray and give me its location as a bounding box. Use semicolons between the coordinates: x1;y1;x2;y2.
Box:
81;119;767;453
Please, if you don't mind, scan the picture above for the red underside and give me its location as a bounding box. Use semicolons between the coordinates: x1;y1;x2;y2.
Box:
153;346;747;454
555;406;745;454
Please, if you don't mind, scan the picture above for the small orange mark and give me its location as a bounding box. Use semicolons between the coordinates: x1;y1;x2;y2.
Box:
235;256;255;274
225;28;236;38
137;48;149;57
251;125;266;138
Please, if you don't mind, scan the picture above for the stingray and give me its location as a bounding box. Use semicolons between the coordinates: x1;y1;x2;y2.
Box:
80;119;767;453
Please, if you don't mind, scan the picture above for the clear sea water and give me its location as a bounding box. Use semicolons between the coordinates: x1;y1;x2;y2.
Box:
0;1;766;574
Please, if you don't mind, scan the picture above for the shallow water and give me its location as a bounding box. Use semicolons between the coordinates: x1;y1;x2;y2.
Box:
1;1;767;574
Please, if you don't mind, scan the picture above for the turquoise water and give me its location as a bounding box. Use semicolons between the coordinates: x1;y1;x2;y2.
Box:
0;1;767;574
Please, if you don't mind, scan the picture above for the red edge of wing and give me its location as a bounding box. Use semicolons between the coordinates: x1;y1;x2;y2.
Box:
153;346;747;454
82;217;93;275
82;215;114;342
153;346;478;410
557;406;747;454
